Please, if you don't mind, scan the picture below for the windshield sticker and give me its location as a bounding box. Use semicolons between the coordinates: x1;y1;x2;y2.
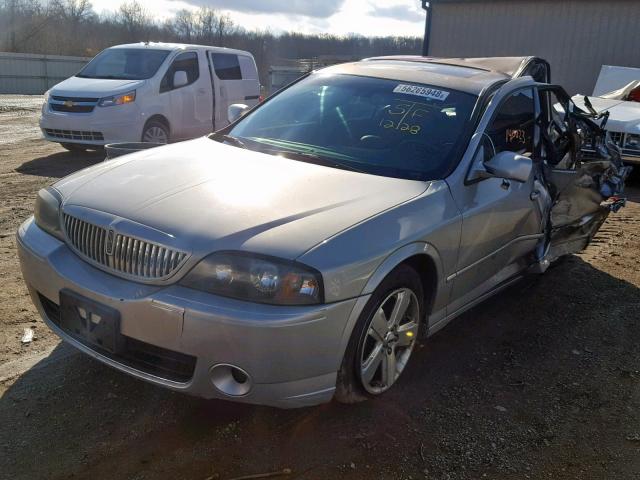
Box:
393;84;450;102
378;99;430;135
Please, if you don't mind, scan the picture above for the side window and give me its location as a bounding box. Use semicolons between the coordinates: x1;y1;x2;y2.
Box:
238;56;257;80
486;89;535;156
212;53;242;80
160;52;199;93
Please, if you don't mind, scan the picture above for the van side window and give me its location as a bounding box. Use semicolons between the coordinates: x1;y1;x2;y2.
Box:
486;89;535;156
238;56;257;80
212;53;242;80
160;52;199;93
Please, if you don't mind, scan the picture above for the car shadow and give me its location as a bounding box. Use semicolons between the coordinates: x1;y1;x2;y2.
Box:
1;256;640;480
16;149;105;178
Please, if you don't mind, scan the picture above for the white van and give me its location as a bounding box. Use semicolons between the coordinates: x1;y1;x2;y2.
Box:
39;42;261;151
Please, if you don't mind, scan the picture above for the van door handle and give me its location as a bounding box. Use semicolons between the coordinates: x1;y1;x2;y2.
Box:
197;88;206;95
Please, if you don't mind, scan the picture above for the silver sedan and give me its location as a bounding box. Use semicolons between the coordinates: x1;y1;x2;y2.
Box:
17;56;630;408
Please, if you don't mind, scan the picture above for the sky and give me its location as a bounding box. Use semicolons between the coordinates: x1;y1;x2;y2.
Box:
90;0;427;37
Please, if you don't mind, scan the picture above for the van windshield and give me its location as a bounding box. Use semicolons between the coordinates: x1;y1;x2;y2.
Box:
227;74;478;180
77;48;170;80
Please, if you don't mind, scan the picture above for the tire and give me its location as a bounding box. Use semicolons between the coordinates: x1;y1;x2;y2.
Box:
335;263;424;404
60;143;88;152
141;119;169;144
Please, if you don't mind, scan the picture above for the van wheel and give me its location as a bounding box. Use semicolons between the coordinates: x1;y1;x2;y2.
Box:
141;120;169;144
60;143;88;152
335;264;424;404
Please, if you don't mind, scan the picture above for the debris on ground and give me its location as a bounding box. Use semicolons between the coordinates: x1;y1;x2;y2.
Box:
224;468;292;480
20;328;34;344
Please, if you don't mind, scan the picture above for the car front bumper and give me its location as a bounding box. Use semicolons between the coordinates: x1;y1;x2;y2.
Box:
39;103;144;146
17;217;364;408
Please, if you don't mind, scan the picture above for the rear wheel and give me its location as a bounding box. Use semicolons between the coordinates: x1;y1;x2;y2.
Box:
141;119;169;144
335;264;424;404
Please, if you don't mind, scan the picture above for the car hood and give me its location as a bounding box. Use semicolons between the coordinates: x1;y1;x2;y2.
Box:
573;95;640;134
55;138;428;260
50;76;145;97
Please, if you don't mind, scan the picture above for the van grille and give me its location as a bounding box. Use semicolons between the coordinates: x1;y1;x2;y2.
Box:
44;129;104;141
49;95;98;113
62;213;188;281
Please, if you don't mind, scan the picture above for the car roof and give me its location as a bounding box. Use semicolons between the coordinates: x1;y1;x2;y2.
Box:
110;42;253;58
319;56;541;95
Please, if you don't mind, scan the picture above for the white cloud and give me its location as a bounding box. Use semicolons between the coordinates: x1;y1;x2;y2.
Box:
91;0;426;36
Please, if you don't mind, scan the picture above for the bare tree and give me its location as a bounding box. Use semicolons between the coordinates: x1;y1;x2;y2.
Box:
174;9;195;42
117;0;153;41
195;6;217;44
214;13;235;47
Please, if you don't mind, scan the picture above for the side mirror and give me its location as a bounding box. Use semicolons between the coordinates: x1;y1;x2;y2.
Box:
173;70;188;88
483;151;533;183
228;103;249;123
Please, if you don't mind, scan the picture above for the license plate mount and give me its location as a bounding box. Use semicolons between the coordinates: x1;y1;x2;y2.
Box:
59;289;122;354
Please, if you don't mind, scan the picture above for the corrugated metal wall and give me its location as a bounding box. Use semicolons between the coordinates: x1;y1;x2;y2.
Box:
0;52;90;94
430;0;640;95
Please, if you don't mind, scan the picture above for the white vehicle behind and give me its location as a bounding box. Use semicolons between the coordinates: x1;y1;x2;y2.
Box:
40;42;261;151
573;65;640;165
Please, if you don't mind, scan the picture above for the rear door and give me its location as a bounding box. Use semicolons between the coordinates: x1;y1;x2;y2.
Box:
209;52;260;128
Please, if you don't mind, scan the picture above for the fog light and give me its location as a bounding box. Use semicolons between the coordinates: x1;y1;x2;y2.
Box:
209;364;252;397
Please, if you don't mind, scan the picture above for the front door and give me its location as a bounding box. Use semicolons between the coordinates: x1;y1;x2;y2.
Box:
159;51;211;139
448;88;546;312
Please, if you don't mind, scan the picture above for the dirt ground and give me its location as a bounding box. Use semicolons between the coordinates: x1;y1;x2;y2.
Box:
1;95;640;480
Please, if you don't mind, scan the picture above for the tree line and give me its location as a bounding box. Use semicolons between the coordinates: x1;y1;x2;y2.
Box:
1;0;423;84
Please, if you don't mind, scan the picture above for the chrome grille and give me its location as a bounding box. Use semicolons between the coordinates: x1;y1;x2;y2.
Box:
62;214;187;281
609;131;624;146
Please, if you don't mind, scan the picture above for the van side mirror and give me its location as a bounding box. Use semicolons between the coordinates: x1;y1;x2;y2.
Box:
484;151;533;183
173;70;188;88
228;104;249;123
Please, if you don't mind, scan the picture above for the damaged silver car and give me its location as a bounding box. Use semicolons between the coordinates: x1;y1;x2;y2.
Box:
17;56;630;408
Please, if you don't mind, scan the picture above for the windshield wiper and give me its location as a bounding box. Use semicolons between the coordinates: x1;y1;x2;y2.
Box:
274;150;365;173
209;133;247;149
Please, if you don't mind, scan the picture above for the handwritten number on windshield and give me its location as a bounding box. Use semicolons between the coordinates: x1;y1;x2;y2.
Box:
379;100;428;135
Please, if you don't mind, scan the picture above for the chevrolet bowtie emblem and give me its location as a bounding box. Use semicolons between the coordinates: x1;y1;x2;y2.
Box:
64;100;74;108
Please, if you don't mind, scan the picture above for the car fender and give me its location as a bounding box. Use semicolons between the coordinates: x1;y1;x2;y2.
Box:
333;242;446;372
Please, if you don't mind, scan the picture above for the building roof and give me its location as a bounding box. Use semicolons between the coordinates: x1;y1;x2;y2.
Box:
318;56;537;95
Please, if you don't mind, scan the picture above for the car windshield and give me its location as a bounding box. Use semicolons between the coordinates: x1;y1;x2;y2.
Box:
227;74;478;180
77;48;170;80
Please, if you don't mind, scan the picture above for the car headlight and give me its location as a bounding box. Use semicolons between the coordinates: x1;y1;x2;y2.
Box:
34;187;64;240
624;133;640;151
98;90;136;107
180;252;323;305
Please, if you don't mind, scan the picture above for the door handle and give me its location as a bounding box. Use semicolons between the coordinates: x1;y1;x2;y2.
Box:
197;88;206;95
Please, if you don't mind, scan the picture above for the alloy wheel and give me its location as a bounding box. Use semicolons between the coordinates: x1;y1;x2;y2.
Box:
142;125;168;143
359;288;420;394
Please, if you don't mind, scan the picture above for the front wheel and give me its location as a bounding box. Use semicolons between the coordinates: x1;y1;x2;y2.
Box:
335;264;424;404
141;120;169;144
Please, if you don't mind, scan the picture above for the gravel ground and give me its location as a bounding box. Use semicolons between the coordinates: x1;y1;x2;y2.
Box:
1;95;640;480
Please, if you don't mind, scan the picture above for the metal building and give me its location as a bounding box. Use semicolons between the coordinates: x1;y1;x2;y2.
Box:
424;0;640;95
0;52;89;94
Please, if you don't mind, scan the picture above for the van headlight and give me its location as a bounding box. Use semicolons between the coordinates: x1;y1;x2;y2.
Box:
180;252;323;305
34;187;64;240
98;90;136;107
